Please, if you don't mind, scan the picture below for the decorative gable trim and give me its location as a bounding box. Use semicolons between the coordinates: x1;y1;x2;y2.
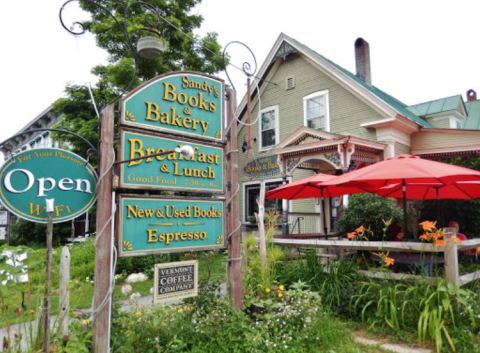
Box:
273;42;298;61
276;126;341;149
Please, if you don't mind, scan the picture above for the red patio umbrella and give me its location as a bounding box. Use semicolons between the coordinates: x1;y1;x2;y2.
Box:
265;173;368;236
320;155;480;236
376;181;480;200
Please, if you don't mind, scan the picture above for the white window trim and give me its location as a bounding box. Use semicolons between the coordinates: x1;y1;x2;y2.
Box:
449;117;462;129
258;105;280;151
303;90;330;132
242;178;291;224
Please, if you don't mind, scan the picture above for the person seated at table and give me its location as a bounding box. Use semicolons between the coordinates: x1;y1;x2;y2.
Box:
448;220;474;257
388;223;405;242
448;220;467;240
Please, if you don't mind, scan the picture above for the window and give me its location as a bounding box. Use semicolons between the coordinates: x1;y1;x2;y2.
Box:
259;106;279;150
243;180;283;222
303;90;329;131
450;118;462;129
0;211;7;225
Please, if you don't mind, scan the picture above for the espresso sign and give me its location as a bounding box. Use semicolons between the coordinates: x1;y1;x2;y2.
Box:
154;260;198;304
120;130;223;192
119;196;224;256
121;72;223;142
0;148;97;223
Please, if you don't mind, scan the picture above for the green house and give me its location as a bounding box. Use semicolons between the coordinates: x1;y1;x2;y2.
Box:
235;33;480;234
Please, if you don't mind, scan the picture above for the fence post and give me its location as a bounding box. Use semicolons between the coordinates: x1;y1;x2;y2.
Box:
444;230;459;286
59;246;70;338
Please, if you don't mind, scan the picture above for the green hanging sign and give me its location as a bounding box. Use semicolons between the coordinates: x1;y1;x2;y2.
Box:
121;72;223;142
119;196;224;256
0;148;97;223
119;130;224;193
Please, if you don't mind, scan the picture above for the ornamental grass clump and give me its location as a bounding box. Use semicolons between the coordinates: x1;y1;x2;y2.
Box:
350;278;480;353
242;211;284;298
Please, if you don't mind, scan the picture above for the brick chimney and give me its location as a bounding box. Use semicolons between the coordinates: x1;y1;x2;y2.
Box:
466;89;477;101
355;38;371;84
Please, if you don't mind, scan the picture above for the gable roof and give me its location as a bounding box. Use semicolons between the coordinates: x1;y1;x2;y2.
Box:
237;33;432;128
407;95;466;117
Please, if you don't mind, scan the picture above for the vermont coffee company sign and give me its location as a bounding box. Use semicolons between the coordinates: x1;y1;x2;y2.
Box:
121;72;223;142
154;260;198;304
119;130;223;192
119;196;224;256
0;148;97;223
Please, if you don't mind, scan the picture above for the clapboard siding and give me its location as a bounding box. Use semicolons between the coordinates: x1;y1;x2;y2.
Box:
427;118;450;129
394;142;411;155
238;55;383;153
290;169;316;213
412;131;480;150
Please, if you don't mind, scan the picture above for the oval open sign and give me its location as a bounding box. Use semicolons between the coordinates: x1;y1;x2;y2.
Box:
0;148;97;223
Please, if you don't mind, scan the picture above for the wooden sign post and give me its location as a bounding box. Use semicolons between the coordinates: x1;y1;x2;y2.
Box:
93;104;114;353
225;87;243;309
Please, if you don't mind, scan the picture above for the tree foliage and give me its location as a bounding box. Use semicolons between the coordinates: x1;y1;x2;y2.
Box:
12;0;228;244
52;0;226;155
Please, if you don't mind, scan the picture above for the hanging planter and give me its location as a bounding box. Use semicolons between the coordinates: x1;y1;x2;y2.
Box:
137;36;166;59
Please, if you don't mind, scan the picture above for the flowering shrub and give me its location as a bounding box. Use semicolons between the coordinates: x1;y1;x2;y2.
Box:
110;282;367;353
338;193;402;240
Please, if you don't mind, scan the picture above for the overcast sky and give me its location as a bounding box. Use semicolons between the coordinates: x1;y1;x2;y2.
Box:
1;0;480;150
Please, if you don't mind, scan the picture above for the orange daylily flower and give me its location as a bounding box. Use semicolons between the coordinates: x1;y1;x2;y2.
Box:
355;225;365;233
434;239;446;247
347;232;357;239
419;234;429;241
384;256;395;267
419;220;437;232
431;232;443;241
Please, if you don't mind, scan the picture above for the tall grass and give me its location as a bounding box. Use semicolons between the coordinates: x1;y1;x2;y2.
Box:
351;279;479;353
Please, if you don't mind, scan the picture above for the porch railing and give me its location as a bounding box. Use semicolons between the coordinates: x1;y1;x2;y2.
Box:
287;212;321;234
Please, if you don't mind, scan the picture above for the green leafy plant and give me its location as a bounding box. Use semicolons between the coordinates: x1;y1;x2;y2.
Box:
338;194;402;241
417;281;476;353
318;259;360;312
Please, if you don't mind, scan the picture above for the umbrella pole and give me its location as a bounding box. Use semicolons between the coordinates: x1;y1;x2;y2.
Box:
321;197;328;239
402;179;408;239
435;187;441;227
